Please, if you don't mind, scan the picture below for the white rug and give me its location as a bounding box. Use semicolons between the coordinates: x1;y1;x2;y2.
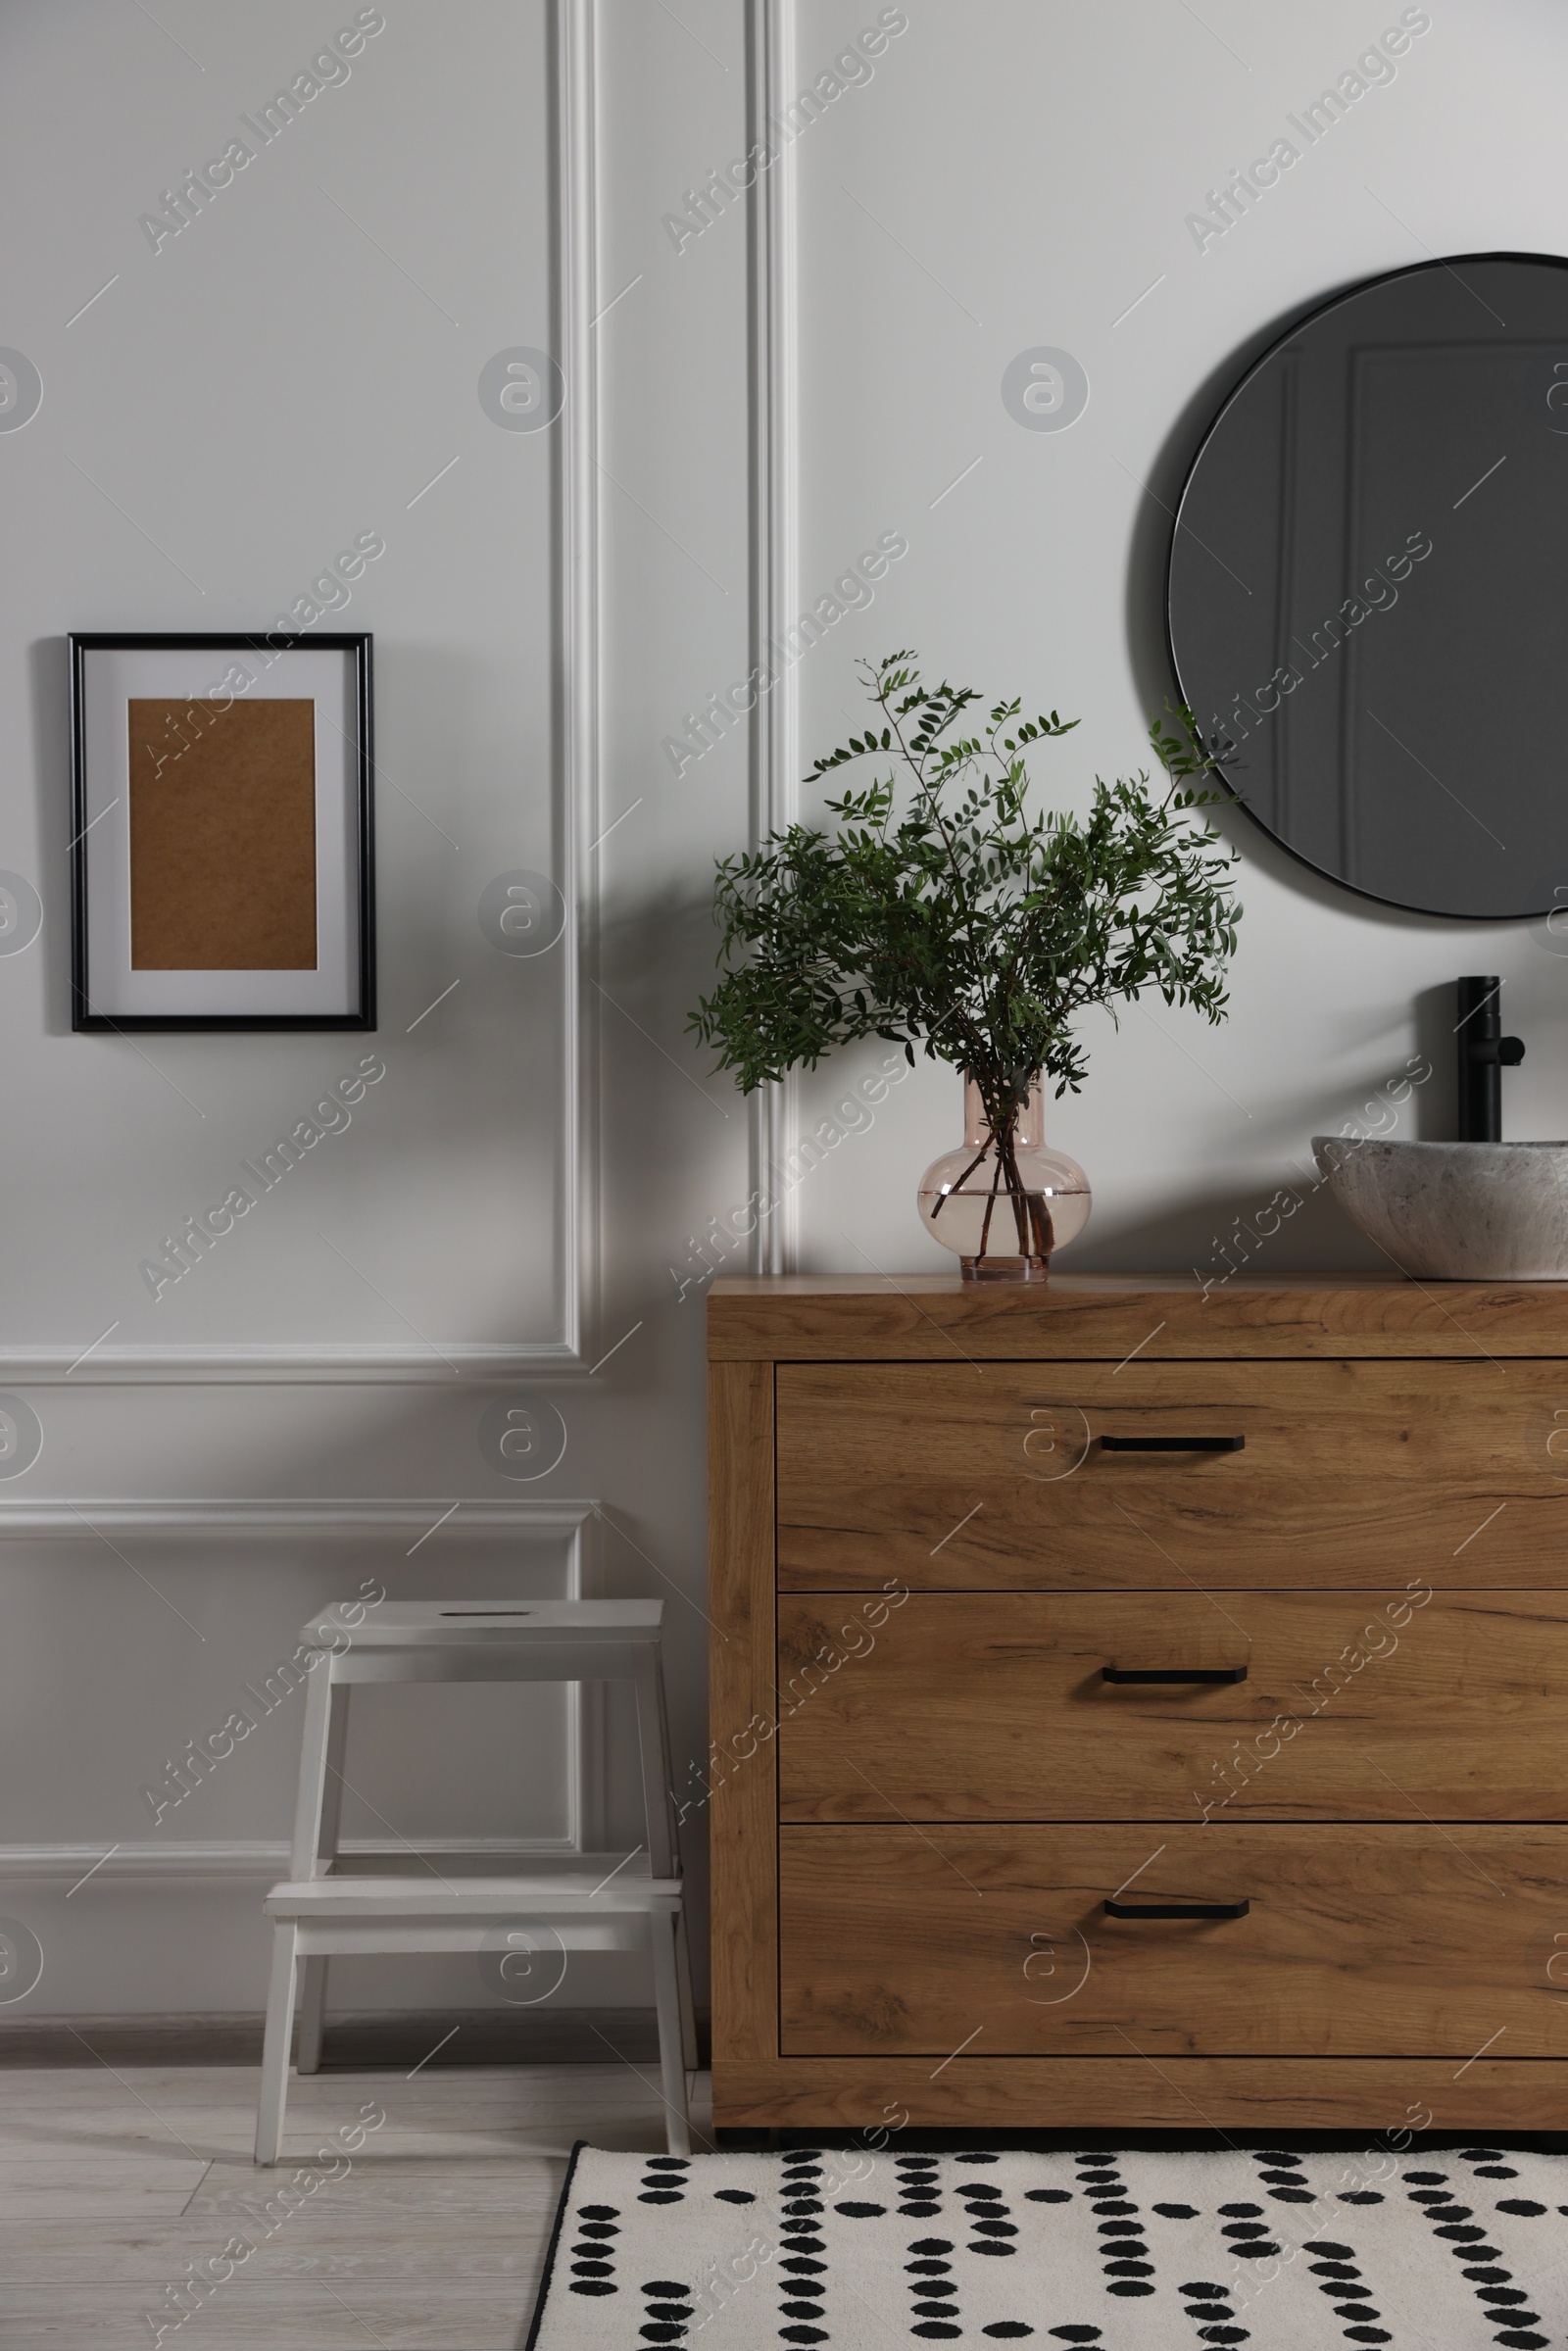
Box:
525;2142;1568;2347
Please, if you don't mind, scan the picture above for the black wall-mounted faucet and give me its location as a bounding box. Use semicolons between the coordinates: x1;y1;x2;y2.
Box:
1456;975;1524;1142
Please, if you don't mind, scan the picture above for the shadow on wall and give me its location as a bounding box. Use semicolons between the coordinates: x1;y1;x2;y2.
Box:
28;638;72;1036
597;867;745;1259
1411;982;1459;1139
1062;1166;1383;1283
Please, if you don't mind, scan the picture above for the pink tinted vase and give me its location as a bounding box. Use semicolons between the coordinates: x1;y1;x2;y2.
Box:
916;1073;1091;1281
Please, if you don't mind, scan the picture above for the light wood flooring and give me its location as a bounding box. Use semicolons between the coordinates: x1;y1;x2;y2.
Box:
0;2055;712;2345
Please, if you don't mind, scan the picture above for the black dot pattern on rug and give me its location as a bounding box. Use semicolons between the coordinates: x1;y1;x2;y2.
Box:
1218;2201;1282;2266
1074;2153;1155;2297
1402;2173;1547;2351
906;2234;961;2341
637;2275;692;2342
959;2173;1020;2259
1462;2148;1519;2180
567;2201;620;2297
640;2157;689;2206
544;2147;1568;2347
1305;2236;1390;2344
1251;2147;1317;2205
1179;2275;1250;2344
776;2153;829;2346
897;2155;943;2217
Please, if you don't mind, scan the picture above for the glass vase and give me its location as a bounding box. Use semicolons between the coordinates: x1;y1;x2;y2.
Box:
916;1073;1091;1281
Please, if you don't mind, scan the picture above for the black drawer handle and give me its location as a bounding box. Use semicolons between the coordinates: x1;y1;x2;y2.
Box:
1104;1897;1250;1920
1100;1434;1245;1452
1102;1665;1248;1685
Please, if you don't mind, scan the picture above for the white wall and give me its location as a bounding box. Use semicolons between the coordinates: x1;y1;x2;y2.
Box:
3;0;1567;2018
0;0;732;2016
776;0;1568;1287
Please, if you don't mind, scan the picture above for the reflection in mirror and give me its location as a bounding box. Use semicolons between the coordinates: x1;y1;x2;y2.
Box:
1167;253;1568;918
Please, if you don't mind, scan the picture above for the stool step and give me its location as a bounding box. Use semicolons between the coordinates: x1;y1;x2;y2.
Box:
300;1598;663;1649
257;1591;692;2164
316;1848;658;1883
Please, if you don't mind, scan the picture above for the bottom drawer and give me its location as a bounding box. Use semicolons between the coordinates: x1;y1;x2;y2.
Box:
779;1826;1568;2057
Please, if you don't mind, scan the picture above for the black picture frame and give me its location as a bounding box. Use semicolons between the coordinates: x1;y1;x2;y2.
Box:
70;631;376;1032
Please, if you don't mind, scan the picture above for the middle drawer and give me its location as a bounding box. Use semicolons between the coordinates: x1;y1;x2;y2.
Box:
777;1589;1568;1821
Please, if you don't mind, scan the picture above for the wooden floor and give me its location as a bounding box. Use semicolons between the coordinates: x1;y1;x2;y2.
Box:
0;2058;712;2345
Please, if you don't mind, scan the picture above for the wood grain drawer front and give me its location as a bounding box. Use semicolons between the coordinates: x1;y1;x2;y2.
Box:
776;1360;1568;1588
777;1591;1568;1822
779;1825;1568;2057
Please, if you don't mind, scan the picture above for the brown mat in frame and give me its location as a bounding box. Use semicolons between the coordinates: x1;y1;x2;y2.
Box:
127;696;318;969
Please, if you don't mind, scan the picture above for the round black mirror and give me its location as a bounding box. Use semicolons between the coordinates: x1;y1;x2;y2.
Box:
1167;252;1568;919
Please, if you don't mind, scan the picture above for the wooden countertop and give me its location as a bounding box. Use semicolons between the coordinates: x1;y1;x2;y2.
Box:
707;1272;1568;1359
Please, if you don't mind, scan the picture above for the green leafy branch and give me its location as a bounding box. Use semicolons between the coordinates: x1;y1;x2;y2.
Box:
688;653;1242;1152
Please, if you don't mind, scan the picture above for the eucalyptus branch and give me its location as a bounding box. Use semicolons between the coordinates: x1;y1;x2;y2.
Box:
689;653;1242;1128
873;668;985;977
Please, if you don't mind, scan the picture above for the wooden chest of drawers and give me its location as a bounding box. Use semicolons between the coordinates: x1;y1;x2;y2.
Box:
707;1274;1568;2131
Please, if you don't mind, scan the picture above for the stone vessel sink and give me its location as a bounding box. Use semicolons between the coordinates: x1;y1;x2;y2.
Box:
1311;1137;1568;1280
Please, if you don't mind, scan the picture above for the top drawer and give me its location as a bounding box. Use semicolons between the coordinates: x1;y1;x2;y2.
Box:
776;1359;1568;1589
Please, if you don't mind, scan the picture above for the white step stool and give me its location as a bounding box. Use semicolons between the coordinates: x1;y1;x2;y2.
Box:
254;1598;695;2163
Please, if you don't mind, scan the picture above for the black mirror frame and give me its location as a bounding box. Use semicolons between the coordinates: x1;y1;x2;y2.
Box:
1163;248;1568;922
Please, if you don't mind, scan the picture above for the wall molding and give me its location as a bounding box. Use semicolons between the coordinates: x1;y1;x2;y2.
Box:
562;0;602;1363
750;0;800;1278
0;1343;591;1386
0;1497;600;1538
0;1837;582;1882
3;0;604;1390
0;1496;608;1855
